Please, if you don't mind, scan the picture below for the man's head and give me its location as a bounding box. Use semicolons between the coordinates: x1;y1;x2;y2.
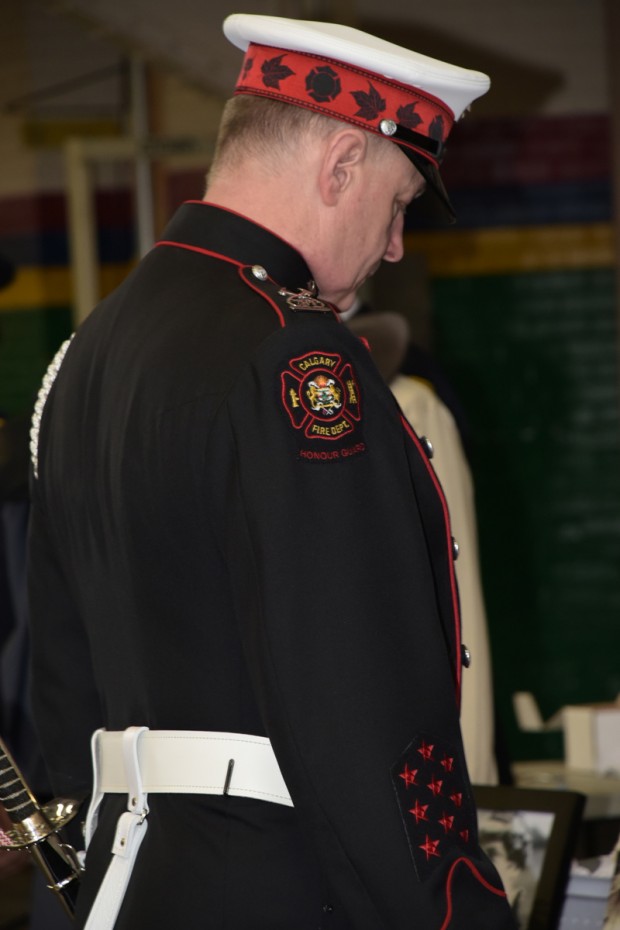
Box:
207;97;424;309
206;15;489;309
222;14;490;223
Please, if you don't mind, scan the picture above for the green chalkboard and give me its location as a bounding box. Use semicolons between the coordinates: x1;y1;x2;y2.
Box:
0;307;72;417
433;268;620;761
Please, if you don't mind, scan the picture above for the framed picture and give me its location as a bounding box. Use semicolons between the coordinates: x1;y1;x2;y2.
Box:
473;785;585;930
603;839;620;929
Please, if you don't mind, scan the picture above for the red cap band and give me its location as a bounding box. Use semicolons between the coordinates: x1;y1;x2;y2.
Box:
234;43;455;167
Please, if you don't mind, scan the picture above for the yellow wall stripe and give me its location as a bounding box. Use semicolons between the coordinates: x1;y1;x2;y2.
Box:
0;262;136;312
406;222;615;277
0;223;614;312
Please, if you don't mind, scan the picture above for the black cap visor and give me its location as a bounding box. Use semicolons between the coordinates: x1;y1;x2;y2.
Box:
379;121;456;224
403;147;456;225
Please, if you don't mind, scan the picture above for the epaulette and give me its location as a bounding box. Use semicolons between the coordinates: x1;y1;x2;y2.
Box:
239;264;337;325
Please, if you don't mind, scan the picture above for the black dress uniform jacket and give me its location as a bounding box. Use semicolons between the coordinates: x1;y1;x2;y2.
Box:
27;201;516;930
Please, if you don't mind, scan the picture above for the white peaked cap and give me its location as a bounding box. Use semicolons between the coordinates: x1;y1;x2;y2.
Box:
224;14;490;121
223;14;491;222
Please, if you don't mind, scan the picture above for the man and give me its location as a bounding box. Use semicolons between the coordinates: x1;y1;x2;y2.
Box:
27;13;516;930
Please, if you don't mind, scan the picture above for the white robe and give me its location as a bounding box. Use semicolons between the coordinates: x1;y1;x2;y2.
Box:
390;373;498;786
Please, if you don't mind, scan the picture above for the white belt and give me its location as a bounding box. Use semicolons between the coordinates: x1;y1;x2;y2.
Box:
93;728;293;804
83;727;292;930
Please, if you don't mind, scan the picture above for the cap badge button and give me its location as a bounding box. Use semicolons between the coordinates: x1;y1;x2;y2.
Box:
379;119;398;136
252;265;268;281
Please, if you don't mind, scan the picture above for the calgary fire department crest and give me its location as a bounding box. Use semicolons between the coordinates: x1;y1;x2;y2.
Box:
281;351;362;441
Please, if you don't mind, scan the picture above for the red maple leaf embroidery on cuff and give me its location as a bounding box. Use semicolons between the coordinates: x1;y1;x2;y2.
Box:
417;741;434;761
427;776;443;796
419;835;441;860
399;763;418;787
440;755;455;772
392;734;475;880
409;800;429;824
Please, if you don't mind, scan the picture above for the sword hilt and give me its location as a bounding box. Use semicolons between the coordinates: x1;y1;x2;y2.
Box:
0;737;81;848
0;735;83;917
0;739;38;824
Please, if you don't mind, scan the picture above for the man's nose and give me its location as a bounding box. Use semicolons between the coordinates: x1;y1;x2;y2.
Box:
383;214;405;263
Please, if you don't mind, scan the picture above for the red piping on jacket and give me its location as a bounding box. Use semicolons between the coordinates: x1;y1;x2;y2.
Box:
439;857;507;930
154;241;286;327
155;239;244;268
400;414;462;702
237;266;286;328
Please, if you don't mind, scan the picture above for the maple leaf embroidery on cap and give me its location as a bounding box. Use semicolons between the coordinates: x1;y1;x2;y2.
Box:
242;57;254;80
351;82;386;120
396;102;423;130
261;54;295;89
429;114;446;141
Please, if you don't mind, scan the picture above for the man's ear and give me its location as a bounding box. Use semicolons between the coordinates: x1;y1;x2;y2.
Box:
318;128;369;206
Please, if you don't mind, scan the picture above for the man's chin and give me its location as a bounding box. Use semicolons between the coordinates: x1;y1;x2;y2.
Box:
316;282;363;313
325;290;357;313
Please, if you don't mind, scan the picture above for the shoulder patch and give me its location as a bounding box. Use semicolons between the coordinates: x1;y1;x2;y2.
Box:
281;350;366;462
391;733;477;881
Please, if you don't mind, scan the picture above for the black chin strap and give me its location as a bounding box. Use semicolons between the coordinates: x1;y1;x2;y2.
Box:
378;118;446;162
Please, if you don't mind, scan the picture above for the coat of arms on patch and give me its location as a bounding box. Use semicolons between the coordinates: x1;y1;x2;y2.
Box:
281;350;362;441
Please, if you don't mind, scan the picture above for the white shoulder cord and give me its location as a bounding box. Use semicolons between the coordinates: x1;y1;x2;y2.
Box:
30;334;74;479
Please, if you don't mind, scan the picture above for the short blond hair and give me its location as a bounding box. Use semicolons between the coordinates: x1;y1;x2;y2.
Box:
208;94;387;182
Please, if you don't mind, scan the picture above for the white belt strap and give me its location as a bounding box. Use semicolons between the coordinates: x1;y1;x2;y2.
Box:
84;727;149;930
91;729;293;804
82;727;292;930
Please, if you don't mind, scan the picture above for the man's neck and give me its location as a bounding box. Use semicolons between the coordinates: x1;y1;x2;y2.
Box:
205;176;321;278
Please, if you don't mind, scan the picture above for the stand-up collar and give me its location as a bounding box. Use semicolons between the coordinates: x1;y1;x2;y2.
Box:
158;201;315;293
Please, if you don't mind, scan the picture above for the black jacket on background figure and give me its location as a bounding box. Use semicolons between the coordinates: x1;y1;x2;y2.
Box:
27;201;515;930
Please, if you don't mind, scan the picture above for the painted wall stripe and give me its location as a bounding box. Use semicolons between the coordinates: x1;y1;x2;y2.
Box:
0;263;135;311
406;222;614;278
